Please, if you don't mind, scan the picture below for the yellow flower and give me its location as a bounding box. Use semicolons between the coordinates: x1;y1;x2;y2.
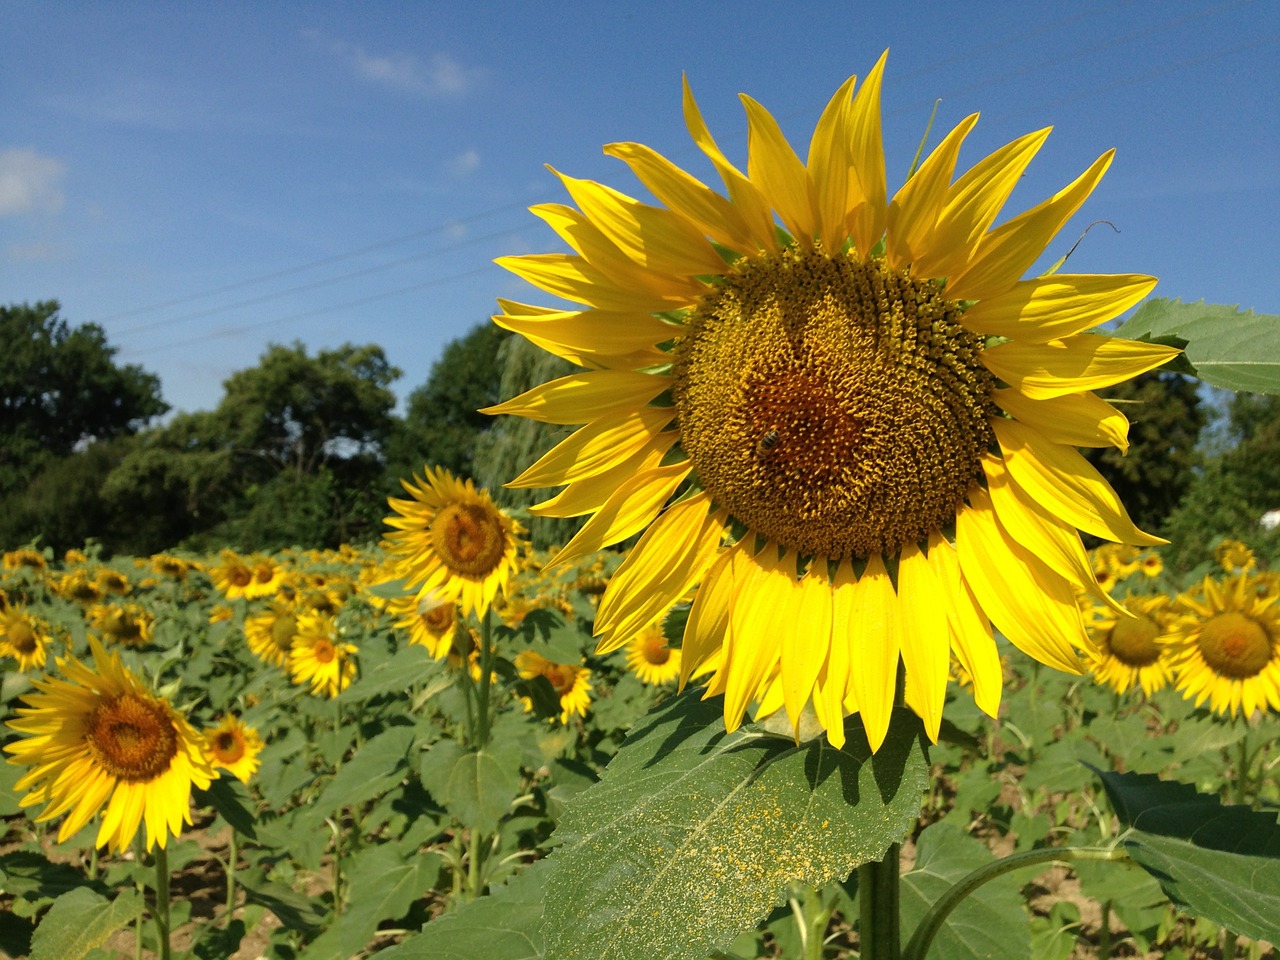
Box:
64;548;88;566
485;54;1173;750
57;572;105;605
245;603;300;669
150;554;193;579
210;551;256;601
203;715;264;784
1165;574;1280;718
289;613;357;698
208;604;234;624
3;636;215;852
0;606;54;672
625;621;682;685
515;650;592;723
1083;594;1174;696
87;602;155;649
3;549;47;573
1138;551;1164;579
94;568;132;596
1215;538;1257;575
244;555;285;600
383;466;525;618
388;591;459;659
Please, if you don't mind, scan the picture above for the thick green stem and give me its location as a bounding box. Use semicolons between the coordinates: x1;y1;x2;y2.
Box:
466;829;486;901
475;608;494;749
1236;730;1251;807
901;846;1130;960
225;829;238;920
152;844;172;960
1098;899;1112;960
859;844;901;960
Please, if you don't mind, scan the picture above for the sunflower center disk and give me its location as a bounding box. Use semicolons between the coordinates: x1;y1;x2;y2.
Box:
213;732;244;762
675;250;995;559
1107;615;1162;666
86;693;178;782
1198;612;1273;678
431;503;507;577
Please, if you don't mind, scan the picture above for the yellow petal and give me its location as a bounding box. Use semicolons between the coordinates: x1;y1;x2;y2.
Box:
807;75;858;253
780;558;832;733
993;418;1164;545
548;461;691;569
481;370;670;424
847;553;900;753
528;439;673;518
845;50;888;257
741;93;817;243
949;151;1114;301
955;487;1085;675
897;542;949;743
960;274;1158;342
507;405;674;489
993;387;1128;452
927;530;1001;718
595;494;725;651
553;169;727;277
814;559;858;747
886;113;979;270
680;542;742;687
496;253;682;312
723;550;790;731
913;127;1051;281
982;333;1181;400
493;299;675;366
603;140;755;251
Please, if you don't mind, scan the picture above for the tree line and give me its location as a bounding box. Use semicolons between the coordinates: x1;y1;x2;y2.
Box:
1;300;1275;567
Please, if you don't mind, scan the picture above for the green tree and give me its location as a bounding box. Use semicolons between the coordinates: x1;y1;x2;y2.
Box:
387;323;511;482
0;300;167;497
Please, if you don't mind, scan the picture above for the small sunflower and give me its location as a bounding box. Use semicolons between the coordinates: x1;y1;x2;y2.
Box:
1138;551;1164;579
64;548;89;566
244;555;285;600
3;549;47;573
1215;539;1257;575
150;554;193;579
208;604;234;625
388;591;459;659
1165;574;1280;717
245;603;300;669
0;606;55;672
384;466;525;618
87;602;154;649
486;54;1174;749
203;715;264;784
57;572;104;605
3;636;215;852
210;551;256;601
289;614;358;698
94;568;132;596
515;650;593;722
1083;593;1174;696
625;621;682;685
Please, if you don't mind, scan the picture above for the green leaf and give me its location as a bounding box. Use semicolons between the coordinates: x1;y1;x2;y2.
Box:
195;774;258;840
378;860;547;960
298;845;440;960
344;644;441;703
29;887;144;960
315;724;416;814
420;740;523;835
239;868;327;933
1113;298;1280;394
540;693;929;960
900;823;1031;960
1094;768;1280;942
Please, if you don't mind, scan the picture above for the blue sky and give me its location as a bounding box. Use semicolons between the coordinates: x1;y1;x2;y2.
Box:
3;0;1278;415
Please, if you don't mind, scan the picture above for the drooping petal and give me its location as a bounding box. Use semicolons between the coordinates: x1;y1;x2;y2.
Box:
982;333;1181;400
813;559;858;748
897;541;949;743
493;300;675;367
680;542;743;688
847;553;900;753
528;440;674;518
722;550;791;731
993;387;1129;452
496;252;684;312
960;274;1158;343
927;530;1001;718
993;418;1164;545
780;558;833;732
481;370;670;424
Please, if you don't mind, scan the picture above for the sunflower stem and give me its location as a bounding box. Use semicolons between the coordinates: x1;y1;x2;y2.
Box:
476;607;494;749
1235;726;1251;807
152;843;172;960
225;828;238;921
858;845;900;960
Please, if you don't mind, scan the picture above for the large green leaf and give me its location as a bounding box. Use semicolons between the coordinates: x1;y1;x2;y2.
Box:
378;860;547;960
29;887;144;960
900;823;1030;960
1113;298;1280;394
315;724;416;814
540;693;929;960
195;774;258;840
345;644;441;702
1094;768;1280;942
420;739;523;835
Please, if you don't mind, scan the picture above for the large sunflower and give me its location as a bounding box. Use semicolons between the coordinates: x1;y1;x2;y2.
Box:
1165;574;1280;718
384;466;525;618
486;53;1177;750
3;636;215;852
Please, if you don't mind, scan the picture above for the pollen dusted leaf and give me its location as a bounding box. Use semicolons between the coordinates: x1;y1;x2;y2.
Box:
1112;297;1280;395
1092;768;1280;943
540;692;929;960
28;887;145;960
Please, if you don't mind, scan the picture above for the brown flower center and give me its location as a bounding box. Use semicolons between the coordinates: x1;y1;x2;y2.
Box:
1107;614;1162;667
418;603;454;635
312;638;336;664
229;565;252;588
640;632;672;666
545;663;578;696
1198;612;1273;679
271;614;298;651
211;731;244;763
7;619;37;654
254;563;276;585
86;693;179;782
431;502;507;577
674;249;995;559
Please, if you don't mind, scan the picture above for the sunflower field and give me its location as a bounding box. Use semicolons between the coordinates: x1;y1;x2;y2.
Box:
6;50;1280;960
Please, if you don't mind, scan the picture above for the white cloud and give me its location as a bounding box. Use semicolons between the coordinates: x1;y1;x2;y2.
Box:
310;32;477;97
447;148;480;177
0;148;66;216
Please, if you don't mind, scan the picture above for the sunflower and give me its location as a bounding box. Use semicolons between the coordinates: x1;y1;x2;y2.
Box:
64;548;89;566
626;621;682;685
1138;551;1164;579
245;602;300;669
387;591;459;659
150;554;193;580
289;613;358;698
94;568;132;596
1083;593;1174;696
1165;574;1280;718
210;551;255;601
57;572;105;605
203;715;264;784
383;466;525;618
244;554;285;600
0;606;54;672
486;53;1177;751
3;636;215;852
1215;539;1257;575
515;650;593;722
3;549;47;573
87;602;154;649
